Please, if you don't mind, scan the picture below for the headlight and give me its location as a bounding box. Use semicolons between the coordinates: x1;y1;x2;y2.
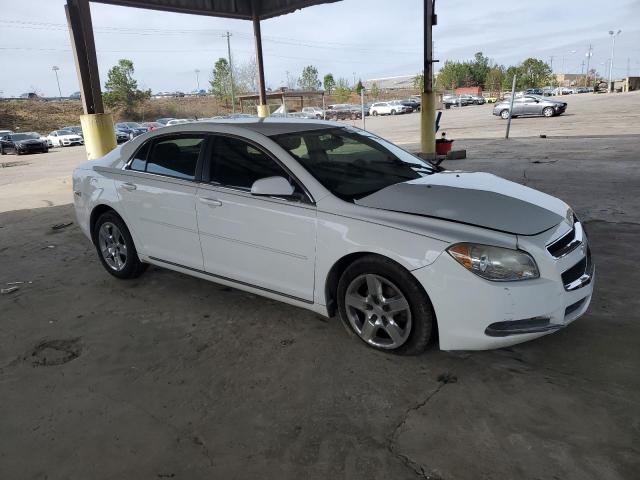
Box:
447;243;539;281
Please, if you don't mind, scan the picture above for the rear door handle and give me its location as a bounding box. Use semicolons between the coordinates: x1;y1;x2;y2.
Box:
199;197;222;207
122;182;137;191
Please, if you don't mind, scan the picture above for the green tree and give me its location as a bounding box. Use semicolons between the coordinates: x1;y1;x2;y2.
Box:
518;58;553;88
435;61;473;90
355;79;364;95
103;59;150;115
209;58;232;100
298;65;321;90
333;78;351;102
413;73;424;91
323;73;336;94
485;66;505;94
370;81;380;99
469;52;490;86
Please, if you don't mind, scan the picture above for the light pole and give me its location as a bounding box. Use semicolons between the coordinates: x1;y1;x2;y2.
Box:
195;69;200;91
52;66;62;99
608;29;622;93
560;50;576;89
585;45;593;87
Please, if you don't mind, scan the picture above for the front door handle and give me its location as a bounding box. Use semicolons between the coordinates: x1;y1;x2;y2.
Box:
198;197;222;207
122;182;137;191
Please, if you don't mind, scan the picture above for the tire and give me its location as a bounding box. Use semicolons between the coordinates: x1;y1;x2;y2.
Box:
42;147;49;153
542;106;554;117
0;146;4;155
92;211;147;279
372;111;378;116
500;109;510;119
337;255;434;355
390;109;396;115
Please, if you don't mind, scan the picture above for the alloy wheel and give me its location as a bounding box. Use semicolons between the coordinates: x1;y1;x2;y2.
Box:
98;222;128;271
344;274;412;349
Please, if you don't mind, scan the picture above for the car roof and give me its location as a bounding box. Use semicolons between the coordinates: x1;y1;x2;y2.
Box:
187;118;341;136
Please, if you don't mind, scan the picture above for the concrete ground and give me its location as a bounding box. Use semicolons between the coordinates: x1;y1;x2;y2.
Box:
1;94;639;480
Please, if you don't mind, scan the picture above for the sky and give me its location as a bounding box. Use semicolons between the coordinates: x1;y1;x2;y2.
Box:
0;0;639;97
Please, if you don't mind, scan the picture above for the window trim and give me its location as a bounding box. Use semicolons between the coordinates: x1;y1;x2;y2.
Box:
124;132;209;183
204;132;315;205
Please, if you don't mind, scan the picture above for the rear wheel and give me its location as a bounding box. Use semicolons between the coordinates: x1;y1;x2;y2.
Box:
372;111;378;116
500;109;510;119
337;256;434;355
542;106;554;117
92;211;147;279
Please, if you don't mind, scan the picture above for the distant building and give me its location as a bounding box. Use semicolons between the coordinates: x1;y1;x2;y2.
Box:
363;75;417;91
555;74;584;87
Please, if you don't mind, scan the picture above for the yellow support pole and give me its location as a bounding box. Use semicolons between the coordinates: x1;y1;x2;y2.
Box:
421;92;436;156
257;104;269;118
80;113;117;160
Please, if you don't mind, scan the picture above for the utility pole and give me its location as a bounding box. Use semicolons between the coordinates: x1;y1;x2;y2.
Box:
52;65;62;99
608;29;622;93
195;69;200;91
627;57;631;78
549;56;554;72
223;31;235;113
585;44;592;87
420;0;438;157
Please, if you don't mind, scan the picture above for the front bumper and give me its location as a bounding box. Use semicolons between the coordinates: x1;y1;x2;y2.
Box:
412;225;594;350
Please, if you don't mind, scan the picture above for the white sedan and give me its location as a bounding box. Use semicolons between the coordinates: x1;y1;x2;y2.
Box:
72;119;594;353
369;102;410;116
47;129;84;147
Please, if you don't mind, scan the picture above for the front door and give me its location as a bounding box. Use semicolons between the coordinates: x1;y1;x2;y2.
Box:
196;135;317;302
116;134;206;270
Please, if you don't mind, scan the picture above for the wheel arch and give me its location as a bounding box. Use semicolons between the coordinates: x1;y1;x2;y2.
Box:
90;204;125;244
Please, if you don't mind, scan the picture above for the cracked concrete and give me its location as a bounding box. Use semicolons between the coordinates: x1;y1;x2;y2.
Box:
1;131;639;478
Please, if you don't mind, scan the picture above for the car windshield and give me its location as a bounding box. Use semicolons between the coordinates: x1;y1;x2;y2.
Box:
271;127;434;201
10;133;35;141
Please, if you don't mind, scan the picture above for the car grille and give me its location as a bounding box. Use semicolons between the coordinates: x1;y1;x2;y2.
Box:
561;247;593;291
547;219;583;258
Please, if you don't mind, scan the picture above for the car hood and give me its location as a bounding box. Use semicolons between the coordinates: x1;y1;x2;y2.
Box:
16;139;43;144
354;172;571;235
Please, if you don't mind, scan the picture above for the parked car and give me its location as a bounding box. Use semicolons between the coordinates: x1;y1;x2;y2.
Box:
493;95;567;119
468;95;486;105
37;132;53;147
442;95;473;107
156;118;176;125
542;87;555;96
47;129;84;147
0;129;14;137
301;107;325;119
62;126;84;137
73;119;594;353
114;129;130;144
400;99;421;111
554;87;573;95
525;88;544;96
485;96;498;103
0;132;49;155
575;87;589;94
115;122;147;138
326;105;362;120
165;118;192;126
141;122;163;131
369;102;410;116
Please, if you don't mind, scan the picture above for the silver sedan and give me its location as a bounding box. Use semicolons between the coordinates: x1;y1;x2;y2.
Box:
493;95;567;119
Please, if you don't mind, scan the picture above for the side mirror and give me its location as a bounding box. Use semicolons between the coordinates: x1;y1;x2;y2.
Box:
251;176;295;197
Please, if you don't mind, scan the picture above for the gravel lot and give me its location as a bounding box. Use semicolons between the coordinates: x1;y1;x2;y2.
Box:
1;92;639;479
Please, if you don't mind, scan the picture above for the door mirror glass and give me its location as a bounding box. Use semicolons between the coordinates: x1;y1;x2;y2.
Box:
251;176;295;197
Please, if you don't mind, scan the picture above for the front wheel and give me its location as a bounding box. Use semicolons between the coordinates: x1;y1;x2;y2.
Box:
500;109;510;119
390;109;396;115
337;256;434;355
372;111;378;116
542;106;554;117
92;211;147;279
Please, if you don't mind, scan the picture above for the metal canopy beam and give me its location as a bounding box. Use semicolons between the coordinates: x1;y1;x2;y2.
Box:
66;0;104;114
90;0;341;20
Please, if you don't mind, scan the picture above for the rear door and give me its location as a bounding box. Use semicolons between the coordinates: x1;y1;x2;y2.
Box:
116;134;206;270
511;97;526;115
196;134;317;302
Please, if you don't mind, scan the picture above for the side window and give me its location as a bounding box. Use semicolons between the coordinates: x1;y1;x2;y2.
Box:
210;136;288;190
145;135;204;180
129;142;150;171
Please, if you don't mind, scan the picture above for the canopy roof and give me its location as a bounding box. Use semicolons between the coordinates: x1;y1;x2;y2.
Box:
91;0;341;20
